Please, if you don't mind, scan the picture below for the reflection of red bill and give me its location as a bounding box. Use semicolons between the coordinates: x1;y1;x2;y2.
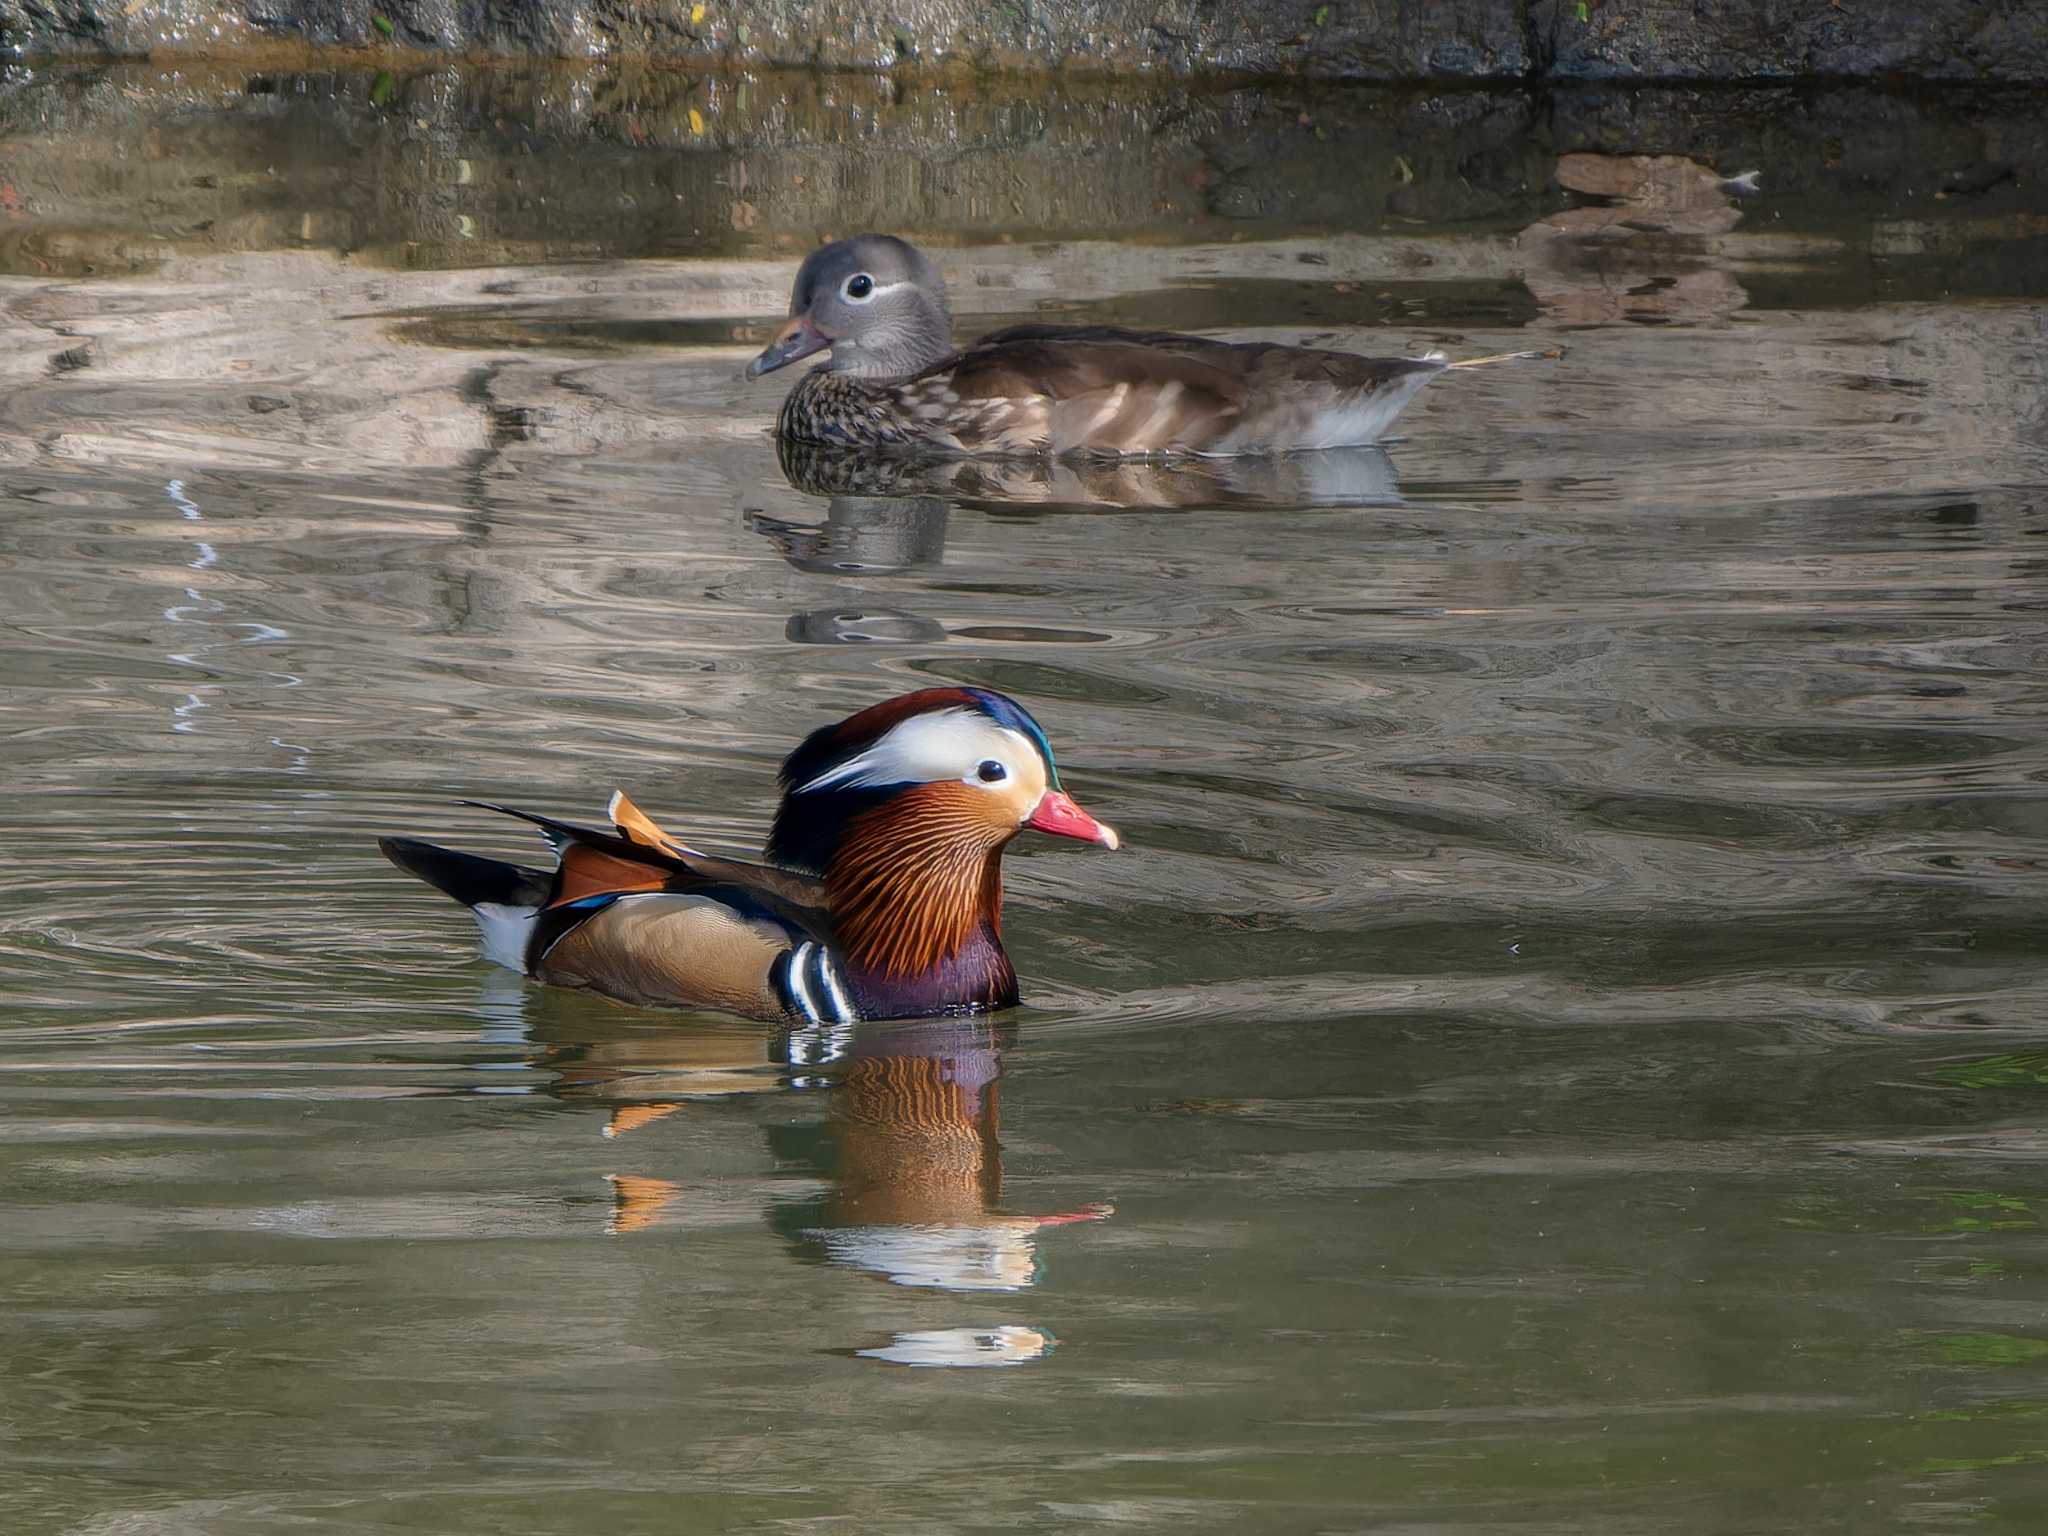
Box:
1033;1202;1117;1229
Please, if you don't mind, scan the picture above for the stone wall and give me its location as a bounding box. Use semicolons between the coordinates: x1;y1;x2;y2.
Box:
2;0;2044;80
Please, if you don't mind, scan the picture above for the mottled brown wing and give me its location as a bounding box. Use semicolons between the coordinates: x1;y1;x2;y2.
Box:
906;329;1252;457
1240;347;1445;395
970;323;1441;385
968;325;1441;393
919;326;1444;456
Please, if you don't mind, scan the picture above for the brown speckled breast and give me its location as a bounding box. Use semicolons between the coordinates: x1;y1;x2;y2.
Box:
779;369;931;451
779;366;1049;457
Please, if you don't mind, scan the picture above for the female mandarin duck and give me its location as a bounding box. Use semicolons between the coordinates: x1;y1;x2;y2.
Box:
746;234;1537;458
379;687;1117;1022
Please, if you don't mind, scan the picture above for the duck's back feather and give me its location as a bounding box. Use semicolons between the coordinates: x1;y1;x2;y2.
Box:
880;325;1446;458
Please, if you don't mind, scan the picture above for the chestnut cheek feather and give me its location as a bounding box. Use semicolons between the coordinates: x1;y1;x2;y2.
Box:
826;783;1014;981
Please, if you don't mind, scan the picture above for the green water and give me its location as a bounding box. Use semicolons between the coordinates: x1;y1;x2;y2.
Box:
3;66;2048;1534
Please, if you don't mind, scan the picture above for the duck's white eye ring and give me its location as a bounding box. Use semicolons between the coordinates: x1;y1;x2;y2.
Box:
975;759;1007;784
842;273;876;302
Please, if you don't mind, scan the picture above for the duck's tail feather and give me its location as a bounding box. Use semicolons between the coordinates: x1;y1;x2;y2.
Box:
457;799;608;854
1443;347;1566;370
381;836;552;973
457;798;699;873
379;836;551;910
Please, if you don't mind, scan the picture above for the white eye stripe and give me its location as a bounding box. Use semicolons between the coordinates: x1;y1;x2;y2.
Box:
799;710;1036;794
840;277;910;305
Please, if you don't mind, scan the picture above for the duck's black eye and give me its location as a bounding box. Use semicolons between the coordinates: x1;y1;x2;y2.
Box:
844;273;875;300
976;759;1007;784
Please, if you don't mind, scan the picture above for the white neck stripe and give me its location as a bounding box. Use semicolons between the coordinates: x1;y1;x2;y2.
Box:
815;949;857;1023
785;942;821;1023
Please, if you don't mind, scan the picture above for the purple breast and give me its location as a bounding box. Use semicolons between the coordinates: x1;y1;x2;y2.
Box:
842;925;1019;1019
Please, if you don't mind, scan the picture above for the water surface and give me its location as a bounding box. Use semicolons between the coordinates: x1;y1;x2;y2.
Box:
4;69;2048;1534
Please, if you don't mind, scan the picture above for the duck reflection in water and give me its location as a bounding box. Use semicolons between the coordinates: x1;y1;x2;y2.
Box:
524;1007;1111;1285
753;441;1402;645
746;493;950;576
1518;152;1761;326
770;1015;1111;1291
772;433;1401;512
745;492;953;645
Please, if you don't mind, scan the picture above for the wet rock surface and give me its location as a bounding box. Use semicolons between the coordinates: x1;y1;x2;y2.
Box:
1;0;2044;80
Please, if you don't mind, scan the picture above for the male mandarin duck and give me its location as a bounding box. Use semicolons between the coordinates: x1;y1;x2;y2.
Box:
746;234;1546;458
379;687;1117;1022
